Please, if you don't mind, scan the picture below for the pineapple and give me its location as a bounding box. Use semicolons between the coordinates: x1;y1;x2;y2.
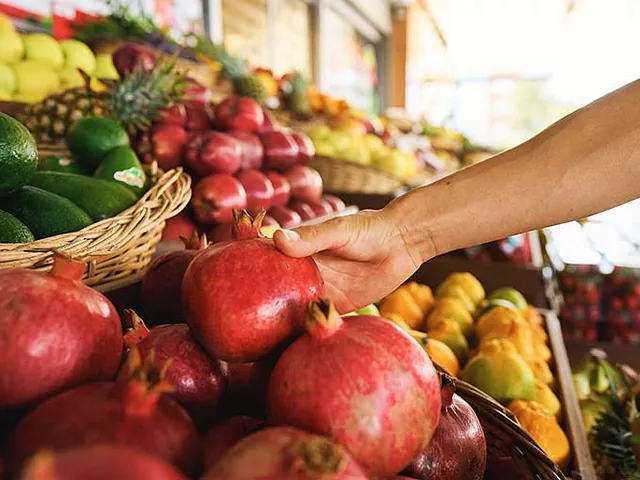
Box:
232;75;267;102
19;61;185;144
283;70;311;120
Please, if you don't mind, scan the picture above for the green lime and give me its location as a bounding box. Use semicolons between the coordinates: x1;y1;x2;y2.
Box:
94;146;147;196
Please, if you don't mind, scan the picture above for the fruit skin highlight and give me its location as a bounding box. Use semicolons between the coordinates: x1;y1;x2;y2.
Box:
267;300;441;476
183;210;324;362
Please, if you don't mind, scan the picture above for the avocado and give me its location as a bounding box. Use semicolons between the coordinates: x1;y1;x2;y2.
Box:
39;155;87;175
0;112;38;197
94;146;147;197
0;186;92;239
0;209;35;243
65;116;129;171
29;171;138;221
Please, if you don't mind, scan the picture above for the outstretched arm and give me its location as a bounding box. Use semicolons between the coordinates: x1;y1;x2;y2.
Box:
274;79;640;312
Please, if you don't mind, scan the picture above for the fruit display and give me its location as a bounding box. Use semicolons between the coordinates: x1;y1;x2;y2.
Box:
571;349;640;478
0;209;538;480
0;25;117;104
379;273;573;470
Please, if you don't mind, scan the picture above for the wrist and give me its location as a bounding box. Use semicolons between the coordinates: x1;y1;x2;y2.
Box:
382;193;439;265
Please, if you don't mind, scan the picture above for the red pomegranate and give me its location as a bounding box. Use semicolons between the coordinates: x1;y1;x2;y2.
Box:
284;165;323;202
236;169;275;215
161;213;198;243
322;194;346;212
0;254;122;410
261;214;280;227
222;352;279;418
20;445;188;480
182;210;323;363
121;310;228;427
141;233;207;325
202;416;263;471
191;174;247;225
184;131;242;177
402;376;486;480
267;300;441;476
288;200;315;222
228;130;264;170
267;205;301;229
8;349;201;476
208;223;233;244
202;427;368;480
290;131;315;165
265;171;291;206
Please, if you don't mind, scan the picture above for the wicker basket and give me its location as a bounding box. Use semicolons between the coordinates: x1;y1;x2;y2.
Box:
310;155;406;195
445;370;566;480
0;145;191;290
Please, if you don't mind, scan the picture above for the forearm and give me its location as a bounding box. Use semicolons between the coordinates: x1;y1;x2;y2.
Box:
388;79;640;262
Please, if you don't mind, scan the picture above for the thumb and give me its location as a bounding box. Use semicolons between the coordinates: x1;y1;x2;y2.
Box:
273;221;344;258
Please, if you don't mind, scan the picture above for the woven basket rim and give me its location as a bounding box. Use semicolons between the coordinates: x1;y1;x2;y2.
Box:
313;155;410;186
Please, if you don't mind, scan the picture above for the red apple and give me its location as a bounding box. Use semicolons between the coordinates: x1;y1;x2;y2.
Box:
161;212;198;242
284;165;323;202
307;198;333;217
322;194;346;212
260;130;299;172
145;124;187;170
290;131;315;165
265;171;290;207
185;131;242;177
191;174;247;225
208;223;233;244
227;130;263;170
214;96;264;133
184;101;212;131
262;215;280;227
236;169;274;215
288;200;315;222
158;104;187;127
112;43;157;76
267;205;301;229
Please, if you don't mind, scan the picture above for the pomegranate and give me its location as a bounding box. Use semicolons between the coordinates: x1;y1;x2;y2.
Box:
260;108;277;132
161;213;198;243
158;104;187;127
0;254;122;410
306;198;333;217
112;44;157;76
323;194;346;212
191;174;247;225
236;169;275;215
228;130;263;170
260;130;299;172
284;165;323;202
121;311;228;427
20;445;188;480
214;96;264;133
143;124;187;170
262;214;280;227
222;353;279;418
268;205;302;228
8;348;201;476
185;78;211;105
184;101;212;131
203;416;263;471
290;131;315;165
182;210;323;362
267;300;441;476
141;233;207;325
402;376;486;480
202;427;368;480
288;200;315;222
184;131;242;177
265;171;291;206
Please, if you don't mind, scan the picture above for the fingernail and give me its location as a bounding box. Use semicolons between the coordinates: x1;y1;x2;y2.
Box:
280;229;300;241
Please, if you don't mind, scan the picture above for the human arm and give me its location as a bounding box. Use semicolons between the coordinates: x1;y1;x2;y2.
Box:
274;79;640;312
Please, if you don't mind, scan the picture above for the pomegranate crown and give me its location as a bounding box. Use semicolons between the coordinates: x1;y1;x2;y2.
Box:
305;299;344;340
180;231;208;251
285;436;348;475
122;309;151;349
232;209;266;241
49;251;86;281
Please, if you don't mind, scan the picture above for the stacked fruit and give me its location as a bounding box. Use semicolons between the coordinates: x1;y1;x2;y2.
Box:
380;274;571;470
571;349;640;479
604;267;640;345
0;211;488;480
558;264;603;342
0;112;149;243
0;17;117;104
151;94;347;243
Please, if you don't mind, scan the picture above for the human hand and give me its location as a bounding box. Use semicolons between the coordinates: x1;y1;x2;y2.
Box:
273;209;429;314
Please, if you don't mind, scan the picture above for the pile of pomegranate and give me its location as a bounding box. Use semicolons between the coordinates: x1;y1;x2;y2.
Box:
115;45;345;244
0;212;487;479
